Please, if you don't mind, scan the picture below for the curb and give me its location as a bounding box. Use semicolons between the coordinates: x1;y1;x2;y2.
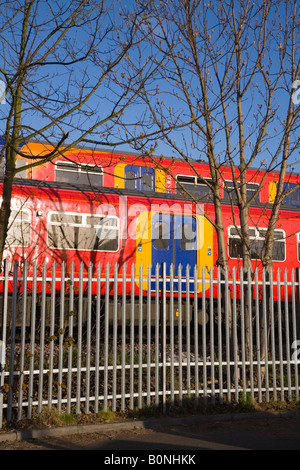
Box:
1;410;300;443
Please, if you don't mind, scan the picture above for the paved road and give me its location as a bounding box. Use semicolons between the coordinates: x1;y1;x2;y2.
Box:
0;413;300;451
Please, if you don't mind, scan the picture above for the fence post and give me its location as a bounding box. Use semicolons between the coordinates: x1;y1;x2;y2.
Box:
160;262;167;413
0;259;8;371
296;268;300;343
294;268;300;399
7;261;18;421
0;259;9;428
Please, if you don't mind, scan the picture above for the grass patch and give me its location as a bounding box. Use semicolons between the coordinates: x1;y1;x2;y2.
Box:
238;392;256;411
26;408;77;429
1;394;300;433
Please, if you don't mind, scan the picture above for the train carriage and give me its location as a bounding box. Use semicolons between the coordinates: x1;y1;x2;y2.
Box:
2;178;213;287
2;142;300;315
2;174;300;296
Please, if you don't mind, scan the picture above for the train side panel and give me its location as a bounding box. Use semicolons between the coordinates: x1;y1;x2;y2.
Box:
2;181;300;302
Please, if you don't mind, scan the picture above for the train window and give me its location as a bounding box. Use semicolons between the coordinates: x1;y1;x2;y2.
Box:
50;213;82;224
283;183;300;206
86;215;117;226
6;209;31;246
126;170;138;190
1;159;27;178
223;182;260;204
246;183;260;204
179;223;196;251
223;182;238;204
55;161;103;188
48;212;119;252
271;231;286;261
153;221;169;249
125;166;155;191
143;170;154;191
176;175;213;201
229;226;285;261
15;159;28;179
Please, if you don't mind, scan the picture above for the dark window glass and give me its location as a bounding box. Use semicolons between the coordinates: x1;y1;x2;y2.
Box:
229;227;285;261
223;182;238;204
126;170;138;190
15;159;27;179
177;176;194;185
229;238;243;259
246;183;260;204
272;241;285;261
77;172;103;187
6;210;31;246
55;162;103;188
223;182;260;204
179;223;196;251
48;213;119;252
0;158;4;177
125;166;154;191
50;213;82;224
176;176;213;201
250;239;264;260
290;188;299;206
143;170;154;191
283;183;300;206
153;221;169;249
86;215;118;227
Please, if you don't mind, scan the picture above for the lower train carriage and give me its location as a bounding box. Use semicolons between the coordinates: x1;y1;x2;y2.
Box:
1;178;300;324
2;179;214;289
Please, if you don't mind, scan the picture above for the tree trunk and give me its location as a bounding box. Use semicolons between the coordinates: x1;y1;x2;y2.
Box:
0;147;16;267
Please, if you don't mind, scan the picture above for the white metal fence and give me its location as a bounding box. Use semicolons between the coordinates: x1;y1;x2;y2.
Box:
0;260;300;428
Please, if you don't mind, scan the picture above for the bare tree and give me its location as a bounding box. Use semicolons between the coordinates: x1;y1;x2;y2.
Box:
134;0;300;273
122;0;300;374
0;0;161;266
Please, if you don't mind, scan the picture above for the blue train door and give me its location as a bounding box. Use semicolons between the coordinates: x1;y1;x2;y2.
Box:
125;166;155;191
151;213;197;290
125;166;139;190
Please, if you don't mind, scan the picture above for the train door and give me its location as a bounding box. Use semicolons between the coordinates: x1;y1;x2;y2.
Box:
125;166;139;190
151;213;197;290
125;166;155;191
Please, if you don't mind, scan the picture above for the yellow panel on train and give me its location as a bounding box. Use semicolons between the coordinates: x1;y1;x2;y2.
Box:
135;210;213;294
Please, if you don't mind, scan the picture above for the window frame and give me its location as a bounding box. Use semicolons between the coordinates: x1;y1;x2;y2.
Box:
15;158;28;179
176;174;213;201
55;161;103;187
124;165;155;192
223;181;260;204
228;225;286;262
153;220;170;250
47;211;120;252
178;222;197;251
6;208;31;247
283;183;300;207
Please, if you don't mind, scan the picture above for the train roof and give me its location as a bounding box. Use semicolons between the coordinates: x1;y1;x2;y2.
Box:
2;176;300;213
3;138;299;178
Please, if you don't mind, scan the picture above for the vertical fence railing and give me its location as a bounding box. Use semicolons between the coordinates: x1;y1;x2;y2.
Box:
0;260;300;428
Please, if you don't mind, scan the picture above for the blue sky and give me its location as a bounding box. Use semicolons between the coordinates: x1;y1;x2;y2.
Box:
108;0;300;174
0;0;299;174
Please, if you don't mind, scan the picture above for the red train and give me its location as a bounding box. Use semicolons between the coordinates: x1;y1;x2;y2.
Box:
2;142;300;304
